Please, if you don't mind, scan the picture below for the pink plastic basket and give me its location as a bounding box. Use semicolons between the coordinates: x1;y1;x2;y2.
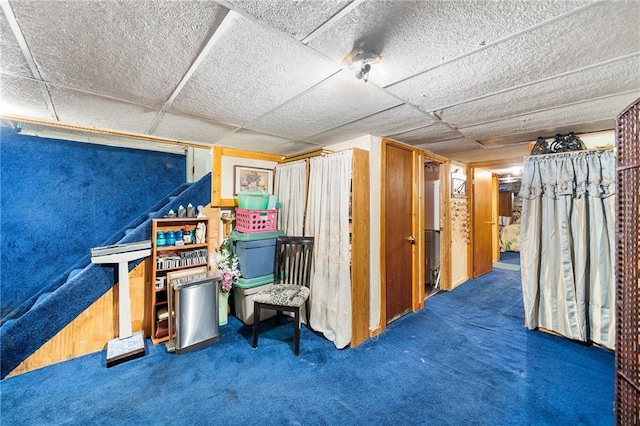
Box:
235;208;277;233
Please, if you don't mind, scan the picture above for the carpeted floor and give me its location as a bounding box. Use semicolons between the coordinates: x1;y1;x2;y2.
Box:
0;267;614;425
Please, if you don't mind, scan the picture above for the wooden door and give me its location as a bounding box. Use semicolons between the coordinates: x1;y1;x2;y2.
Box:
473;169;494;277
385;143;414;322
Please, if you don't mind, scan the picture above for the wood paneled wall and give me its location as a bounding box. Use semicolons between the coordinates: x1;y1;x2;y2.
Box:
350;149;370;347
9;260;150;377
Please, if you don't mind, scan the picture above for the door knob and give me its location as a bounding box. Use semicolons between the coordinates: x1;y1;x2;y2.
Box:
406;236;416;244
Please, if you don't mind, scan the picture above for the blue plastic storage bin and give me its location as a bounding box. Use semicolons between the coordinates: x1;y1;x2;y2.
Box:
233;238;276;279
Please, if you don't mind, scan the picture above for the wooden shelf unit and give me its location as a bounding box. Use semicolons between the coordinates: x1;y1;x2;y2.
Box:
150;217;212;344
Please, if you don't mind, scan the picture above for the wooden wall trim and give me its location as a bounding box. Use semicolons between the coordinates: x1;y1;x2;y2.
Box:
466;165;473;279
439;161;452;291
212;147;223;206
9;260;149;377
350;148;370;347
219;147;282;162
1;114;206;149
212;147;282;207
379;140;388;333
492;175;500;263
281;148;332;163
414;149;424;311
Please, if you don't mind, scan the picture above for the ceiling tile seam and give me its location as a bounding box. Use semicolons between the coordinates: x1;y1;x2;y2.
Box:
237;69;342;131
215;1;360;75
298;103;415;142
385;116;485;151
0;0;57;120
0;71;249;140
215;0;325;50
424;111;486;150
467;117;616;148
300;0;365;44
415;134;476;145
213;0;299;41
9;74;168;113
145;8;233;135
428;51;640;116
209;129;238;143
19;79;249;139
383;0;604;90
212;123;309;146
456;89;640;131
214;138;323;152
365;80;453;124
465;120;617;146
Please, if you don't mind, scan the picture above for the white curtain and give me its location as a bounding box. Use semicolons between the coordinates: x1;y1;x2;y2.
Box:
305;150;353;349
520;149;616;349
274;160;307;236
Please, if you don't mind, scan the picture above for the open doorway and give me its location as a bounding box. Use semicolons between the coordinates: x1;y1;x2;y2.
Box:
497;173;522;266
424;160;441;300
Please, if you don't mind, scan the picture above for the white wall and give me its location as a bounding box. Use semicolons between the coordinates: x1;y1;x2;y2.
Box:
424;180;440;230
581;130;615;149
188;147;212;182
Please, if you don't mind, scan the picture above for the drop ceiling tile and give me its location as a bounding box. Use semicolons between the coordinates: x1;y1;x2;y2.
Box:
245;74;401;139
11;1;228;107
474;119;616;148
308;0;592;87
387;121;460;145
303;127;368;146
449;143;532;164
441;55;640;128
226;0;352;40
459;92;639;143
50;86;158;134
0;11;31;77
305;104;434;144
151;112;238;144
171;12;341;127
0;74;51;119
414;137;482;156
215;129;318;155
387;1;640;112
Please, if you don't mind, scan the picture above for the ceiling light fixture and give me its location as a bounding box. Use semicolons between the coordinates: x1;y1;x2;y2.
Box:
342;51;380;83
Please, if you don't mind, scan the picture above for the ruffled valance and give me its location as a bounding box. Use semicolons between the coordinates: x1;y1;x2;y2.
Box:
519;149;615;200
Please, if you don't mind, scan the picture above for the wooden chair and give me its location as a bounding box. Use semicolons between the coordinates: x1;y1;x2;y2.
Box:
252;236;314;355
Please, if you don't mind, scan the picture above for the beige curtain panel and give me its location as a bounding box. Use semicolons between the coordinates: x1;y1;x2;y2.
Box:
520;149;616;349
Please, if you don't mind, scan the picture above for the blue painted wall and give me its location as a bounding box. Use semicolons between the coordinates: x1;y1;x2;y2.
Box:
0;128;186;317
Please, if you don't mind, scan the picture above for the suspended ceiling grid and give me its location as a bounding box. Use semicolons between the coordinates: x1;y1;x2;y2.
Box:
1;0;638;163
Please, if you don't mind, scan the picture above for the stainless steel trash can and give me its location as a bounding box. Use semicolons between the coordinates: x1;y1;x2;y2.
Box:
167;270;221;354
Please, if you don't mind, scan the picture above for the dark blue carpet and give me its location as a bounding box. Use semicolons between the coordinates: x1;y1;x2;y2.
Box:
0;268;614;425
1;129;186;317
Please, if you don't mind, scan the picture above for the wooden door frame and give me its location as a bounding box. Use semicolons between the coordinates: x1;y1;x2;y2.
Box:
421;151;452;291
379;139;422;330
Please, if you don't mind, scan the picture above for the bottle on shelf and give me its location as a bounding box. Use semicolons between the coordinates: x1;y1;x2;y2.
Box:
183;225;191;244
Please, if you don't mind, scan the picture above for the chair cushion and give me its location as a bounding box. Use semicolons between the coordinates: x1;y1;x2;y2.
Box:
253;284;310;307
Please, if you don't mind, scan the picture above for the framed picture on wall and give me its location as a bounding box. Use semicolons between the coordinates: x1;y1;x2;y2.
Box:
234;166;274;195
451;174;467;198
